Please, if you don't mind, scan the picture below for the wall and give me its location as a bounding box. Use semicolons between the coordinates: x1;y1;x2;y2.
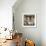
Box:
0;0;46;46
41;0;46;46
13;0;41;46
0;0;16;30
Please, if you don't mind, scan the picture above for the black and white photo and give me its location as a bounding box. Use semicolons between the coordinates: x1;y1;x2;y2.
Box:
22;13;36;27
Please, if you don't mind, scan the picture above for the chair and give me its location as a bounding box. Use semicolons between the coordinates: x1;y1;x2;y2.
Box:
25;40;35;46
15;33;23;46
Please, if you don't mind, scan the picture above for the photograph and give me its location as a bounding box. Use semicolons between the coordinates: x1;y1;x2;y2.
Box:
22;14;36;27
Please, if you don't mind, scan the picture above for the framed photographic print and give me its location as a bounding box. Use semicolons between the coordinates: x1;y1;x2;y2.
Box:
22;13;36;27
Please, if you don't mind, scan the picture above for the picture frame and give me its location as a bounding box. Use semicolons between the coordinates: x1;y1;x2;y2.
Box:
22;13;36;27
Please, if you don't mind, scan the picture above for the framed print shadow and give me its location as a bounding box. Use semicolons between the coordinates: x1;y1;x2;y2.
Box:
22;13;36;27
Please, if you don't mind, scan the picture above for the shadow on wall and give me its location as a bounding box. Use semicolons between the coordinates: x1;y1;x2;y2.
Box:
12;0;41;46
